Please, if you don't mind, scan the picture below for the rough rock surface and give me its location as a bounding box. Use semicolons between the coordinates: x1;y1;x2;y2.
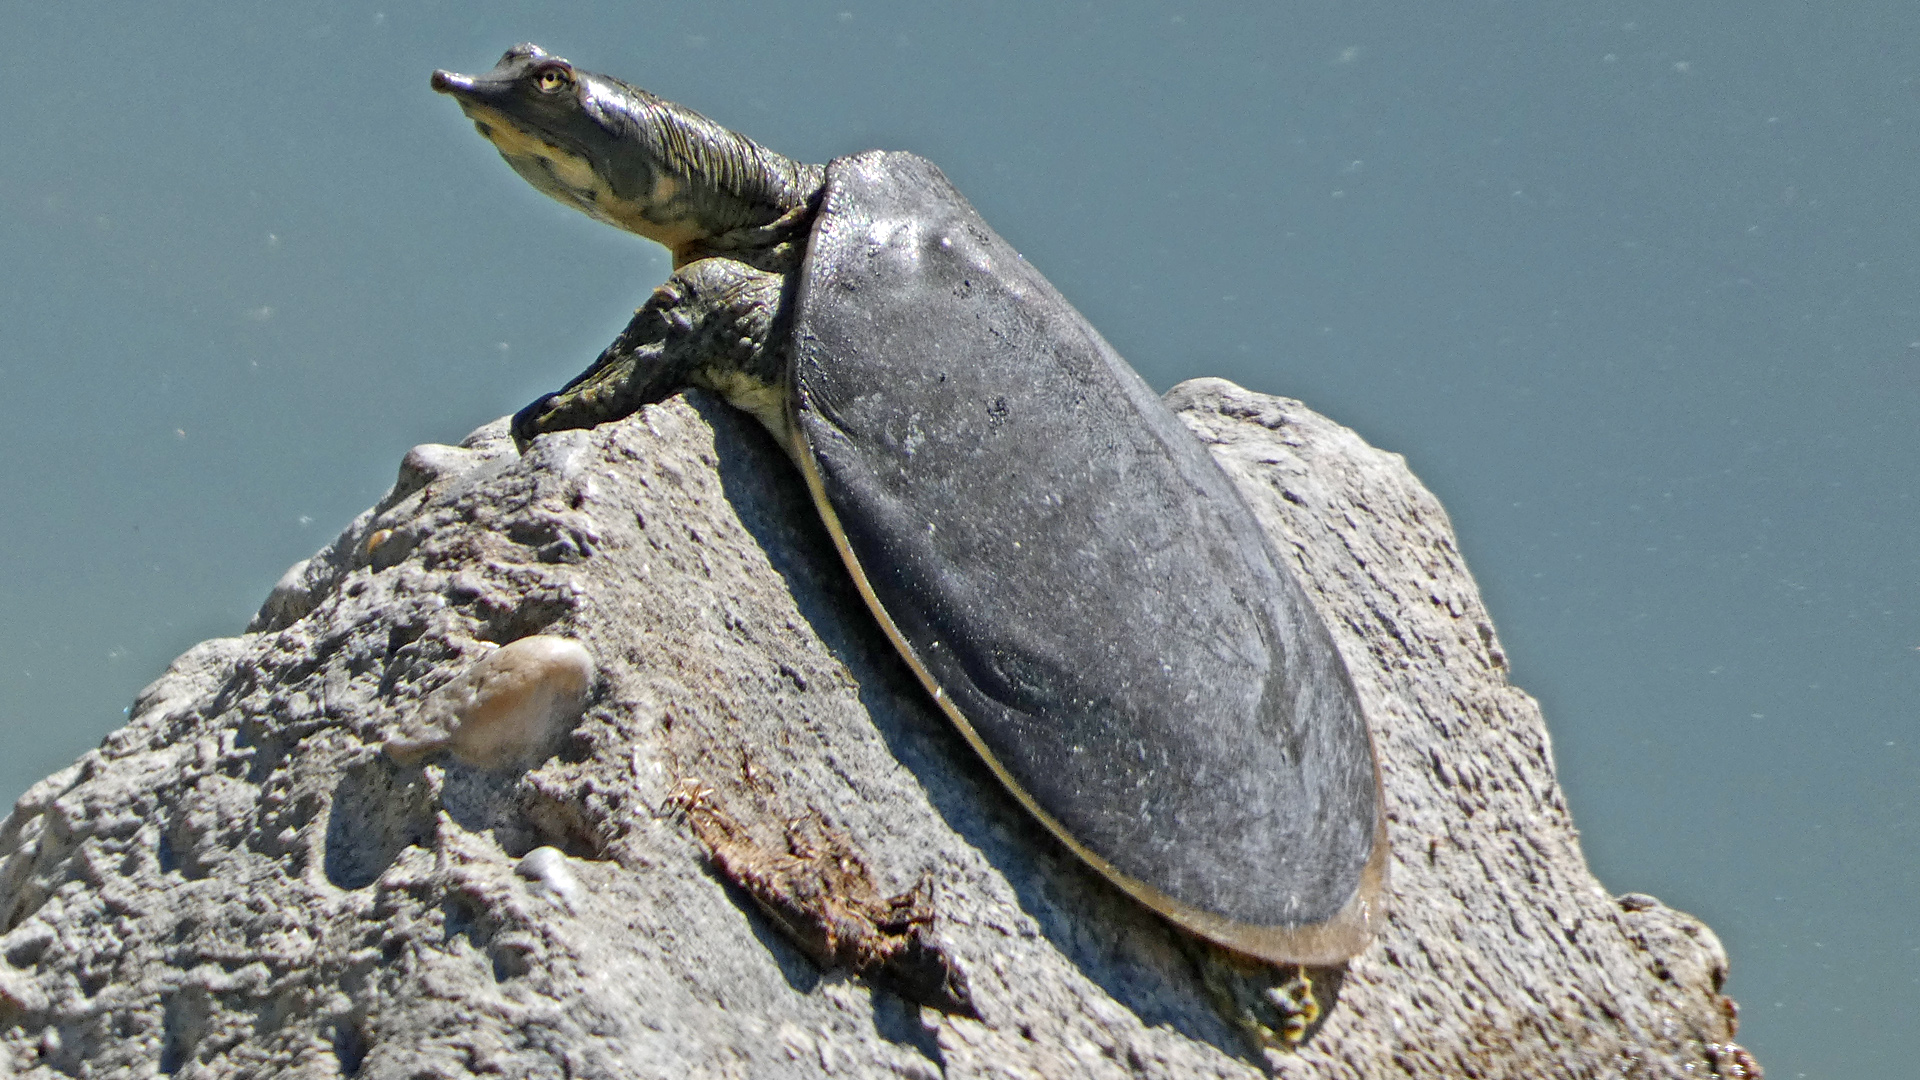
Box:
0;380;1754;1078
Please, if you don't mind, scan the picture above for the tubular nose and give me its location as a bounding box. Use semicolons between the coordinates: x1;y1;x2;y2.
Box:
430;70;473;94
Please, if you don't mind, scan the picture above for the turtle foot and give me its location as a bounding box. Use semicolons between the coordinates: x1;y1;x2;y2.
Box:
1188;940;1345;1054
510;393;563;451
509;344;647;449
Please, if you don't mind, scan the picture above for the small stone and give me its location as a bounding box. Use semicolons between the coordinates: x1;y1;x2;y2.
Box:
384;636;595;769
396;442;481;496
515;846;583;909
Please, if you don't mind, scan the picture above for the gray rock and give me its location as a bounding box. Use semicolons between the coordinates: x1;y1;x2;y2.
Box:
0;381;1754;1078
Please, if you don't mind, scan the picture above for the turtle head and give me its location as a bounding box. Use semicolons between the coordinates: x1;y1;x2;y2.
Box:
433;45;822;261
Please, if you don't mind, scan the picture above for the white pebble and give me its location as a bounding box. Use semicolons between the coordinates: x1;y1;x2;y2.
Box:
385;636;594;768
515;846;583;909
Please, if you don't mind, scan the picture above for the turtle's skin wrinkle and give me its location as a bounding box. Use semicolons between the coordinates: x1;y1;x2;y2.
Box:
436;44;1386;1054
433;43;821;263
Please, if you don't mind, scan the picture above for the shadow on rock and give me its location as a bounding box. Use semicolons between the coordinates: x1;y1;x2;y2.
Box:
323;759;436;890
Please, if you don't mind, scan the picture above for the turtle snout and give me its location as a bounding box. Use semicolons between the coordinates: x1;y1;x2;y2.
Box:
431;69;474;95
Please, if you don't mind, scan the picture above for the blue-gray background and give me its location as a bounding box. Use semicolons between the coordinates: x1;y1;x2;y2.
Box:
3;4;1913;1075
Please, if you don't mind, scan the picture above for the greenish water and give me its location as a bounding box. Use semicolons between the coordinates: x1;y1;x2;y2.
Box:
4;5;1915;1075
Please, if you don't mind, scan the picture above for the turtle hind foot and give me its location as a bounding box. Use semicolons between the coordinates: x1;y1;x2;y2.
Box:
668;780;975;1017
1186;940;1345;1055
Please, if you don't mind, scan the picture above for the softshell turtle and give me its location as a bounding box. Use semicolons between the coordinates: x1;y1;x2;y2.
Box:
432;44;1387;1046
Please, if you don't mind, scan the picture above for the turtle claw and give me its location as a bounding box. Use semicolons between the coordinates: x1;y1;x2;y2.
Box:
508;339;654;449
510;393;563;451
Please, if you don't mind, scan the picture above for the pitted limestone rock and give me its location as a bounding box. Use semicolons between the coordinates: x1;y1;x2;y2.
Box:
0;384;1756;1078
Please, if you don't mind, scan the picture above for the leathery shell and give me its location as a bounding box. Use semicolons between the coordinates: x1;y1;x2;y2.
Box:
788;151;1387;964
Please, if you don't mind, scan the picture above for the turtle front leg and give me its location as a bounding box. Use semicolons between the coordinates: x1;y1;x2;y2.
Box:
511;258;792;450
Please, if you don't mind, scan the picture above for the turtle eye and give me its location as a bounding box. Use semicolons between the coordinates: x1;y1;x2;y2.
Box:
534;66;573;94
